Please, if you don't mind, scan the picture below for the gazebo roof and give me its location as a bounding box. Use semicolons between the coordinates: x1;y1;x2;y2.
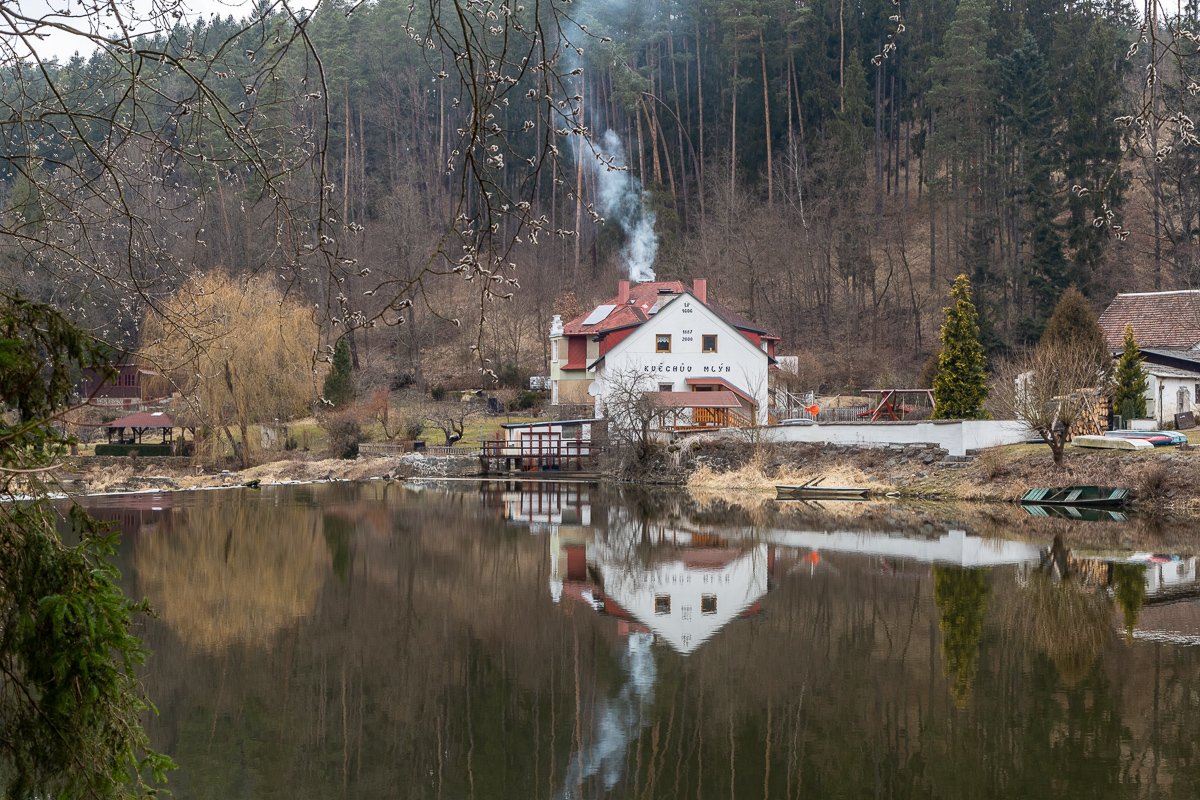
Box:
105;411;175;429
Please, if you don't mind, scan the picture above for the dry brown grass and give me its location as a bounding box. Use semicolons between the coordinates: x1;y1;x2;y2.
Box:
688;451;889;494
82;465;135;493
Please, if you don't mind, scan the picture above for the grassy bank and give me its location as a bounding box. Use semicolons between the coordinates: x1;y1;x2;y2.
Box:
681;436;1200;512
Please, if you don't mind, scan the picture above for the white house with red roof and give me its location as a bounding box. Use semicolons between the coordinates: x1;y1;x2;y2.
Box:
549;279;780;427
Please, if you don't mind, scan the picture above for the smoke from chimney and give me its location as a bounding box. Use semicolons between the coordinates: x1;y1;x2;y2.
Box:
594;129;657;282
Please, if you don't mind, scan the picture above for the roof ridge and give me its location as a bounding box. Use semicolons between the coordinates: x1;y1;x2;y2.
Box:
1112;289;1200;298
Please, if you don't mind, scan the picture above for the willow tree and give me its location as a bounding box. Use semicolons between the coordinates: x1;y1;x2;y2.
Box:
932;275;989;419
141;273;318;467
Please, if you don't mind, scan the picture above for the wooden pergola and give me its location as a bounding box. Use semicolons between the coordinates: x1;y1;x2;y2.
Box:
104;411;175;445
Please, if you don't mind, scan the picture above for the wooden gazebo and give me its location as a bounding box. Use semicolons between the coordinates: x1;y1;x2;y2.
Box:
104;411;175;445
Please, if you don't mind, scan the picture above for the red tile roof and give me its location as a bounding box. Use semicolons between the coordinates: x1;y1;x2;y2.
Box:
562;281;685;335
561;280;778;339
1098;290;1200;350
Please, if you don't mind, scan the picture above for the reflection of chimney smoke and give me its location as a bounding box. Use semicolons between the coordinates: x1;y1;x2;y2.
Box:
594;130;657;282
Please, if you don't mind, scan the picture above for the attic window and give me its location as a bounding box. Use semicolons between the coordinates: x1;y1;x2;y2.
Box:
656;334;671;353
701;594;717;615
702;335;718;353
655;595;671;615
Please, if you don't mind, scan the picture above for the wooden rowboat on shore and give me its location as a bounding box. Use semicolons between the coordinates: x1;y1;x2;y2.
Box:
776;477;870;501
1019;485;1133;508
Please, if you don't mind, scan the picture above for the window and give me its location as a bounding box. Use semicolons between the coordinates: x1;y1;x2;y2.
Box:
656;334;671;353
701;594;717;615
658;383;673;393
702;334;718;353
654;595;671;615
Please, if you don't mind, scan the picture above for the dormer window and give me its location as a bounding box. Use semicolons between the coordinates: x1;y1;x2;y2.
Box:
656;334;671;353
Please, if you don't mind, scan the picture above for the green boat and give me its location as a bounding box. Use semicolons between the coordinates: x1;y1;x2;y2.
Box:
1020;504;1129;522
1019;486;1133;508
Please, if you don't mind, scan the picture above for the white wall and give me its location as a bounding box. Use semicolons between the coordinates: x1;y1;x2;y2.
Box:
1146;374;1200;426
597;292;771;424
760;419;1030;457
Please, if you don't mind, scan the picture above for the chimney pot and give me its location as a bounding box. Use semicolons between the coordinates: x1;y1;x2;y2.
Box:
617;279;630;305
693;278;707;304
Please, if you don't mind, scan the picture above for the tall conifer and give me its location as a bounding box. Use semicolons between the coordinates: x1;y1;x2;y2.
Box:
323;338;355;408
1113;324;1148;420
933;274;989;419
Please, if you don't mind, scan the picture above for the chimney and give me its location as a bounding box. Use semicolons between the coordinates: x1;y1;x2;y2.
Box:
692;278;707;304
617;279;630;305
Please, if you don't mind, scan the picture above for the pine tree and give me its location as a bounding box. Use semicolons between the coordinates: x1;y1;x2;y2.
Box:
1113;324;1148;420
933;274;989;419
323;338;355;408
1062;21;1126;281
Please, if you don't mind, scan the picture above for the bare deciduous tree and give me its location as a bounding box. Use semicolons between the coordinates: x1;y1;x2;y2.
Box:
601;367;671;463
988;340;1112;467
425;399;479;446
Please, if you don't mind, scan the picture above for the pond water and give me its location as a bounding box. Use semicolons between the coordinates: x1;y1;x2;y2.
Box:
82;481;1200;799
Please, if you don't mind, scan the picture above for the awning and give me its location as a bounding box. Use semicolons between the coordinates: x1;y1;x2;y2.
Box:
650;390;741;408
684;377;756;406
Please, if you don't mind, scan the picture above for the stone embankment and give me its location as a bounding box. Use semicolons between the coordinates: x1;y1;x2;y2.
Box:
61;451;481;494
60;435;1200;515
681;438;1200;511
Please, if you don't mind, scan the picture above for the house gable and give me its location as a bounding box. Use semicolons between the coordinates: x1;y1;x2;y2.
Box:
595;291;771;425
597;291;768;376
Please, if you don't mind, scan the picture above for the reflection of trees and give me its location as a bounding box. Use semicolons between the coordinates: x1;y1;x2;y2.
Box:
133;493;330;651
933;566;990;708
124;484;1197;800
1004;573;1111;686
1111;563;1146;641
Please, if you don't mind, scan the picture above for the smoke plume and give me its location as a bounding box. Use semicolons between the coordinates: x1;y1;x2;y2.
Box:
594;129;657;282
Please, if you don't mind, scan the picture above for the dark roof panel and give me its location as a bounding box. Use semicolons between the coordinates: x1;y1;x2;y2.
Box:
1099;290;1200;349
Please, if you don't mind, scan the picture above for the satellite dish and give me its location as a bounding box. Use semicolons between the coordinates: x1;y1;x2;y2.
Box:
587;382;600;397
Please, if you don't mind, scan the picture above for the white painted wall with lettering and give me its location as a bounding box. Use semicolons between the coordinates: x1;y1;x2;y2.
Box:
595;292;771;424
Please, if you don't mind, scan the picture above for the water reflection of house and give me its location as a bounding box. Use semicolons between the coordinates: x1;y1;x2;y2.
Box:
549;525;775;656
485;482;593;531
1135;555;1199;597
760;527;1046;567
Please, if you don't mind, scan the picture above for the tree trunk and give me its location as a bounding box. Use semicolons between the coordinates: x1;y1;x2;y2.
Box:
730;35;739;203
696;20;705;200
759;30;773;204
573;77;585;282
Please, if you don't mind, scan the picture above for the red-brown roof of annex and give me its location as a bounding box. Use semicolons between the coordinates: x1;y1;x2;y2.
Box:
1098;290;1200;350
562;280;778;340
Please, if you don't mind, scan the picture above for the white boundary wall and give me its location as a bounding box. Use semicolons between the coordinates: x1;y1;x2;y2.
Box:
759;419;1030;457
